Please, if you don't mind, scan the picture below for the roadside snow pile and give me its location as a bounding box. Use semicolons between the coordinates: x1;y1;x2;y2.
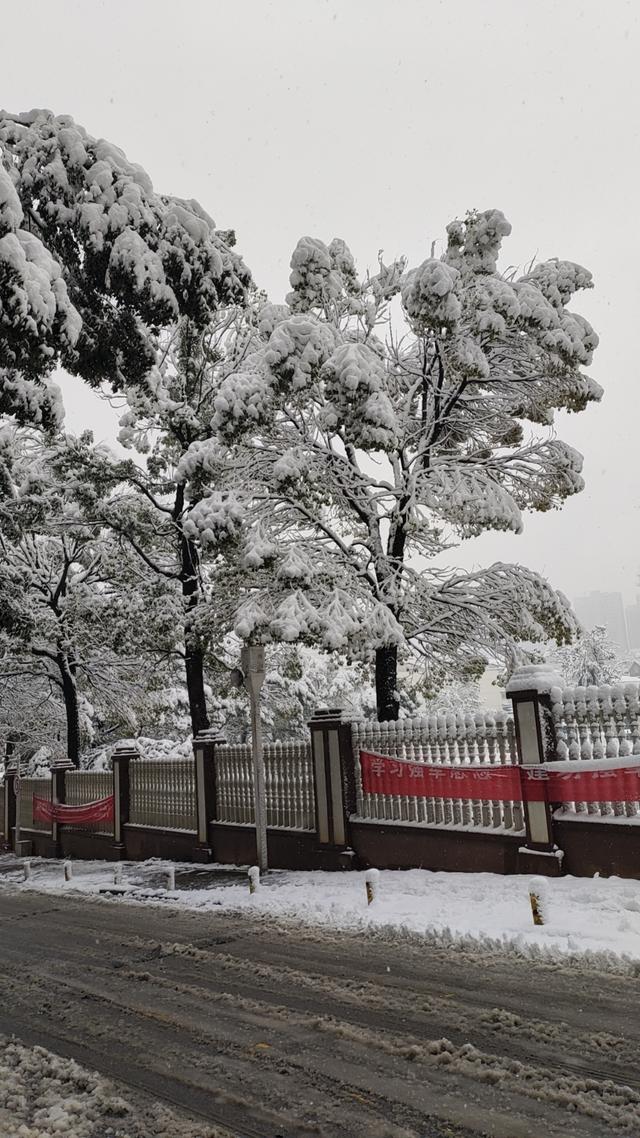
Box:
119;737;193;762
7;857;640;965
0;1035;223;1137
209;867;640;964
3;738;194;778
81;737;193;770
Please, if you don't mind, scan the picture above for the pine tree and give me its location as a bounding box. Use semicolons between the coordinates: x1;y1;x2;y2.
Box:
186;210;597;718
0;109;250;427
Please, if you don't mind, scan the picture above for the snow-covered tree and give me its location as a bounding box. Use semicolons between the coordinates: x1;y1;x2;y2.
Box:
186;210;596;718
211;642;376;741
548;625;623;687
0;660;66;769
0;109;250;427
0;428;184;764
71;310;252;734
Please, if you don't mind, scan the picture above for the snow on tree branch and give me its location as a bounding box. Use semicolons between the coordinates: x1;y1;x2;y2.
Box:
0;109;251;425
180;210;600;719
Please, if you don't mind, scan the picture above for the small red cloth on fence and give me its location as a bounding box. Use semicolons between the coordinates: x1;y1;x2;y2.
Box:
32;794;114;825
360;752;640;804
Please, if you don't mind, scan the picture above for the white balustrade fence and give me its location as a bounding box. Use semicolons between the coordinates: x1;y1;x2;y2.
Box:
352;712;524;833
550;683;640;820
214;741;315;831
65;770;114;833
130;758;197;831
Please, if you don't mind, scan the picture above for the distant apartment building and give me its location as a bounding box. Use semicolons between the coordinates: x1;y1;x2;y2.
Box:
574;591;629;651
626;598;640;651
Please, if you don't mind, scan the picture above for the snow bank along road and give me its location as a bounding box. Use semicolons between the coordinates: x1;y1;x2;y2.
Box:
1;893;640;1138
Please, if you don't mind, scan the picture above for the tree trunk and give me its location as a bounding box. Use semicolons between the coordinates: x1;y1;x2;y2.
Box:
375;512;407;723
375;645;399;722
173;482;211;737
5;733;19;765
58;653;80;767
180;529;210;737
185;638;210;736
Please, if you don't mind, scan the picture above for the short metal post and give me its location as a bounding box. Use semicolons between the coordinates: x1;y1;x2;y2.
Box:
365;867;379;905
528;876;548;926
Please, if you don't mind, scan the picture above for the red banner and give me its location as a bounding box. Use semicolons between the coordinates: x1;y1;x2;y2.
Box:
522;765;640;804
33;794;114;825
360;752;640;804
360;752;522;801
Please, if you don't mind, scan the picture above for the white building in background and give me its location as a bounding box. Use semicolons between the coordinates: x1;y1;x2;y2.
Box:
573;591;629;651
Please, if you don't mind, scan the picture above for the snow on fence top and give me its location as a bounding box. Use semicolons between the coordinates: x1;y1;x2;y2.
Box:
506;663;563;694
352;710;516;767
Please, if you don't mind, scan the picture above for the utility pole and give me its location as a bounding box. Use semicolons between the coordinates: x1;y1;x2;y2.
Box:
240;645;268;871
13;769;21;855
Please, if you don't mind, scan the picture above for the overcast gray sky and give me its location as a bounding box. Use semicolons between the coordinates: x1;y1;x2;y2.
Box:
4;0;639;604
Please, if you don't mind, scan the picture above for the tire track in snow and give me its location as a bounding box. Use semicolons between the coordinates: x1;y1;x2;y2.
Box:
1;890;639;1136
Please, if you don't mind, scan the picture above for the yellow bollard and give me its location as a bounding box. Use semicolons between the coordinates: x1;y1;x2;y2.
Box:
529;889;544;925
365;868;380;906
528;876;548;926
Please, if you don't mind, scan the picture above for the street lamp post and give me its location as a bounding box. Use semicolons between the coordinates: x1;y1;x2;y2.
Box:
13;770;21;855
240;644;268;872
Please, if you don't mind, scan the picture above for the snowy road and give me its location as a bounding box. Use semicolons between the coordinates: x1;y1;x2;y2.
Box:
1;891;640;1137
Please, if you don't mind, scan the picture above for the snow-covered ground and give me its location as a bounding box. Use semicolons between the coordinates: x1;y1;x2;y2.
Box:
4;855;640;966
0;1035;221;1137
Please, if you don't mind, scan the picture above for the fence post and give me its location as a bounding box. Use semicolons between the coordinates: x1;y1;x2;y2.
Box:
2;765;16;852
51;760;73;859
506;664;564;877
308;708;356;869
193;728;222;862
112;743;138;860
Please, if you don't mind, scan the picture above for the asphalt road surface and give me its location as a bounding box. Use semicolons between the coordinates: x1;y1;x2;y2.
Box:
0;889;639;1137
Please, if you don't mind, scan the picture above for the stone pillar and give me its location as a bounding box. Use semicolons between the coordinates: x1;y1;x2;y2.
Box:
507;664;564;877
308;708;356;869
192;729;222;863
51;760;74;858
2;765;16;852
112;743;138;859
